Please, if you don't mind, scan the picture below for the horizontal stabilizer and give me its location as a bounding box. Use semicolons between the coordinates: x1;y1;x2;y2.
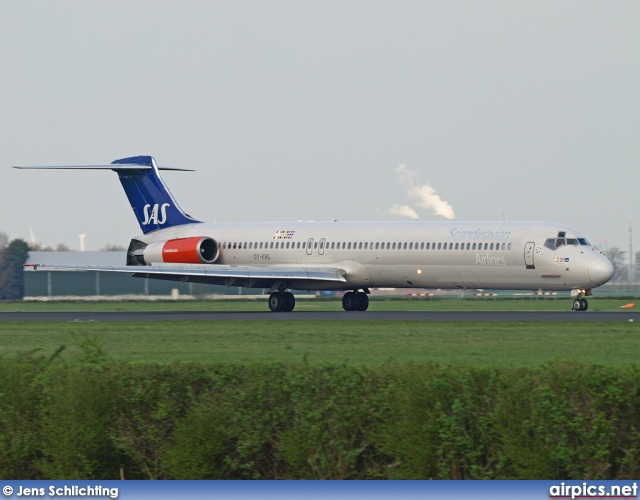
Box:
13;165;193;171
15;155;199;233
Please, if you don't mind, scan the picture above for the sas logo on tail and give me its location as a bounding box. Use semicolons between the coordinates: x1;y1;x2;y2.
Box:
143;203;170;225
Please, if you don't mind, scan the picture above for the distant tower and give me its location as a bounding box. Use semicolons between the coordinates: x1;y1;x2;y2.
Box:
28;222;37;248
598;238;608;251
629;223;634;283
79;234;86;252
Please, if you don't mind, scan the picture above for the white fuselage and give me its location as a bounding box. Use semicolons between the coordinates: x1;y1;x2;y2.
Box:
135;220;612;292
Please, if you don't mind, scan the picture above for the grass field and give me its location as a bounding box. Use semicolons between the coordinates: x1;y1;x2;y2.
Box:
1;317;639;366
1;298;639;366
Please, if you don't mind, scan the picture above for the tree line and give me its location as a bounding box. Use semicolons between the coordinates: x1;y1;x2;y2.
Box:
0;231;126;300
603;247;640;283
0;232;29;300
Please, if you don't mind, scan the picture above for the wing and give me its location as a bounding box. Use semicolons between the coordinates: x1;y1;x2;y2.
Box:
25;263;347;290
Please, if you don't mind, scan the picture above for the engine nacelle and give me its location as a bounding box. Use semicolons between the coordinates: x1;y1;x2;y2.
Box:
139;237;219;265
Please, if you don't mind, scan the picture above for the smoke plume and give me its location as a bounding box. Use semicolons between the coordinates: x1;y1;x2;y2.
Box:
389;164;456;220
389;204;419;221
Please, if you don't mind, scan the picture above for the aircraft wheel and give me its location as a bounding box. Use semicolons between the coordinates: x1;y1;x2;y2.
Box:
269;292;285;312
282;291;296;312
580;298;589;311
572;299;583;312
355;292;369;311
342;292;357;311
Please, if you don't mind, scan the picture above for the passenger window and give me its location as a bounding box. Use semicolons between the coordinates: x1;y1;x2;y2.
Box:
392;243;396;250
403;242;407;250
314;242;318;249
359;242;363;249
508;243;512;250
490;243;494;250
454;243;459;250
467;243;471;250
348;242;351;249
270;242;274;249
420;242;424;250
449;243;454;250
409;242;413;250
437;243;442;250
426;243;430;250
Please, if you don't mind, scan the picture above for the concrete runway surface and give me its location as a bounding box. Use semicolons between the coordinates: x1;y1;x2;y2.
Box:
1;311;639;322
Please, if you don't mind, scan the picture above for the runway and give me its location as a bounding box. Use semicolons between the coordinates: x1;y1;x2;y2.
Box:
1;311;639;322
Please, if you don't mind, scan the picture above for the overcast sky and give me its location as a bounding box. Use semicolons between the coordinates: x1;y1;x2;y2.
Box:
1;1;639;252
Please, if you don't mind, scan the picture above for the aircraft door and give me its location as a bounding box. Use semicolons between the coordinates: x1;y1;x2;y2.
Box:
319;238;326;255
306;238;314;255
524;242;535;269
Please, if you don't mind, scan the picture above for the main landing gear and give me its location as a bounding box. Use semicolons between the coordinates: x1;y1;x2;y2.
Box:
268;291;296;312
267;289;371;312
342;291;369;311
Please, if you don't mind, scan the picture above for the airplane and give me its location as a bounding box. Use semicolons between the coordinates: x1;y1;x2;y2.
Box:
15;155;614;312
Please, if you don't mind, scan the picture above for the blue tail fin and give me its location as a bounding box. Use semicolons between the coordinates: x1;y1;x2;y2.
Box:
110;156;200;233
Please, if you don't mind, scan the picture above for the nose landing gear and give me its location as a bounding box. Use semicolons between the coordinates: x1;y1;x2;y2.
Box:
571;289;591;311
572;298;589;311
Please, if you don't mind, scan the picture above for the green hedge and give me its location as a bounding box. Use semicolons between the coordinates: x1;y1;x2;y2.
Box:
0;348;639;479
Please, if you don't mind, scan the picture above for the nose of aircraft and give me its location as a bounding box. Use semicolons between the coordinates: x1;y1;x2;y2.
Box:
589;254;614;286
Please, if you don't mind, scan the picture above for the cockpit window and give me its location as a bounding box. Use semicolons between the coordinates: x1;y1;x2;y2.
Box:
545;237;591;250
